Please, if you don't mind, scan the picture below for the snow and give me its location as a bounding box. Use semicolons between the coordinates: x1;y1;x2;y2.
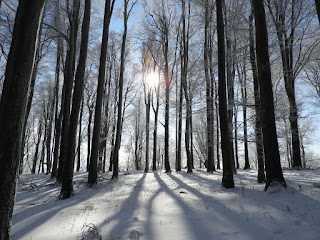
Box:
12;169;320;240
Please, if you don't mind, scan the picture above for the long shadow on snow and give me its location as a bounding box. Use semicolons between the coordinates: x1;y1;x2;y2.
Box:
166;172;280;239
143;172;213;239
98;172;147;239
177;170;221;187
12;178;106;240
176;171;320;235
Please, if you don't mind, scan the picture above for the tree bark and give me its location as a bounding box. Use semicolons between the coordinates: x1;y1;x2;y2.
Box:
60;0;91;199
77;98;84;172
251;0;286;190
215;81;220;169
152;77;160;171
225;11;236;173
217;0;234;188
249;12;265;183
234;104;239;169
19;21;43;174
266;0;302;169
176;71;183;171
88;0;115;185
87;107;93;171
180;0;193;173
112;0;132;179
0;1;46;238
51;6;63;178
45;81;55;174
238;63;250;170
164;36;171;173
143;59;150;172
32;118;44;174
204;0;215;172
57;0;80;183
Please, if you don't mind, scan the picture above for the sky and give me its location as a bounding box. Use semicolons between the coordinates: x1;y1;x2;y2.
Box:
91;0;320;166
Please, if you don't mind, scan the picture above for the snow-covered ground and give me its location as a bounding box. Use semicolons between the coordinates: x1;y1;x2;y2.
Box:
12;169;320;240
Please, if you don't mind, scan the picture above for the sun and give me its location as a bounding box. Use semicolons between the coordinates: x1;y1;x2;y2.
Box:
145;72;159;89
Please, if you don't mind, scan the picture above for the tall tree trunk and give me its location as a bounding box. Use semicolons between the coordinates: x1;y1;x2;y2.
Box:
249;12;265;183
134;98;142;170
204;0;215;173
87;107;93;172
152;79;160;171
88;0;115;185
225;15;236;173
39;119;47;174
238;63;250;169
234;104;239;169
112;0;132;179
164;40;171;173
215;81;220;169
57;0;80;183
32;119;44;174
101;60;113;172
0;1;46;238
251;0;286;190
143;59;150;172
266;0;302;169
217;0;234;188
190;100;195;168
77;98;84;172
109;77;119;172
145;90;150;172
60;0;91;199
51;11;63;178
46;86;55;174
180;0;192;173
300;134;306;168
19;22;43;174
176;72;183;171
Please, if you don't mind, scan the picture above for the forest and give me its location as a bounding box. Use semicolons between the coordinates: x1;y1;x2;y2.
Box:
0;0;320;239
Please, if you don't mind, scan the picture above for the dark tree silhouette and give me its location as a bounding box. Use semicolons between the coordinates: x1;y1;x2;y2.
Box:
57;0;80;183
0;1;46;238
88;0;115;185
249;11;265;183
251;0;286;190
217;0;234;188
60;0;91;199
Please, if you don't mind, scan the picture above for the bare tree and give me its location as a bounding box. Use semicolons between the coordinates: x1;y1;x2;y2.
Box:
265;0;318;169
51;1;64;178
142;48;151;172
251;0;286;190
249;10;265;183
217;0;234;188
88;0;115;185
57;0;81;182
60;0;91;199
112;0;137;179
0;0;46;237
204;0;215;172
180;0;193;173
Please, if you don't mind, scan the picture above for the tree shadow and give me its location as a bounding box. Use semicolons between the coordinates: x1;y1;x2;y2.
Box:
165;172;295;239
12;187;101;239
97;172;147;239
143;171;215;239
174;171;320;237
12;173;114;240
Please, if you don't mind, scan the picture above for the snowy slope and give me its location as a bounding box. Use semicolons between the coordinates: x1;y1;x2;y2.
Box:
12;169;320;240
